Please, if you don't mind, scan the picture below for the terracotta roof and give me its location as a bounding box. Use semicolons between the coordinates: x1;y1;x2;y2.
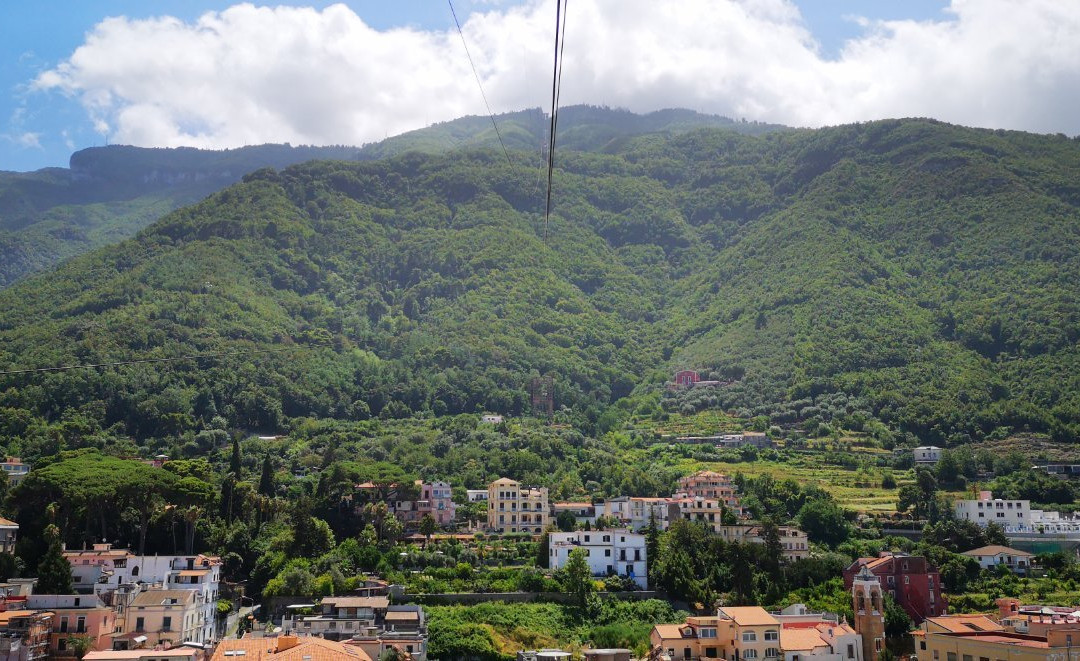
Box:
212;636;372;661
84;651;198;661
0;517;17;527
384;611;419;622
780;629;826;651
321;597;389;609
652;624;689;640
962;545;1034;558
944;633;1049;649
0;610;49;624
718;607;779;627
130;590;196;607
925;615;1004;634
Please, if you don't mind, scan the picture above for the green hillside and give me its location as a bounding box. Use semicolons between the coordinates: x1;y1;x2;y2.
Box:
0;106;774;288
1;118;1078;462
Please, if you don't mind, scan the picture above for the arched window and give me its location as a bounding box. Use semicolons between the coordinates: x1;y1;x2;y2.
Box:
131;566;139;577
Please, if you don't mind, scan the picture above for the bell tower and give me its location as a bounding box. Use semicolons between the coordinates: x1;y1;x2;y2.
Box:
852;565;885;661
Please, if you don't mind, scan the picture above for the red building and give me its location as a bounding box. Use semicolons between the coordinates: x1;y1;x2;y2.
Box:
673;370;700;387
843;552;946;624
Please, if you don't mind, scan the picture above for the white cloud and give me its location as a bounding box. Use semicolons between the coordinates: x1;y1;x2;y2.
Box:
2;132;43;149
30;0;1080;151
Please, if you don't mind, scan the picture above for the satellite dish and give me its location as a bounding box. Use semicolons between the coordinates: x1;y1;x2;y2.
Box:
273;627;282;633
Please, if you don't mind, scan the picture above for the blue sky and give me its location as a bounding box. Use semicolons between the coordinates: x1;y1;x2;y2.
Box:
5;0;1078;172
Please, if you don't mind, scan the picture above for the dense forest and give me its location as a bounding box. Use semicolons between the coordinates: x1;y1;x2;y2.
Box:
0;106;778;288
1;116;1079;465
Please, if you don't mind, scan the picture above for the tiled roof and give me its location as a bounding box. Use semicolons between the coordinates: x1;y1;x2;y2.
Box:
925;615;1004;633
719;607;780;626
322;597;389;609
130;590;196;607
962;545;1034;558
212;636;372;661
652;624;689;640
0;517;17;527
780;629;826;651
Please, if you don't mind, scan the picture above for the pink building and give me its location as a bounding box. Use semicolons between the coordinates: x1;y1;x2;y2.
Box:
26;595;115;657
361;481;456;528
676;471;741;511
673;370;700;387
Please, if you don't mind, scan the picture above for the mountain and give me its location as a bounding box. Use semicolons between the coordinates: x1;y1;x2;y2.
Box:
0;106;779;288
0;117;1078;464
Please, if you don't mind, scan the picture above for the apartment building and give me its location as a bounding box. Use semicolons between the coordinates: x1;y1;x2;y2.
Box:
955;492;1031;528
548;530;648;589
64;545;221;645
0;518;16;555
24;594;114;657
120;590;200;649
676;471;740;509
0;459;29;488
282;598;426;660
0;610;52;661
911;613;1073;661
487;478;548;534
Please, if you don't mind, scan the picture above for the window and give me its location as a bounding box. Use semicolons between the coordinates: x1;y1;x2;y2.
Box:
764;630;779;642
60;617;69;634
920;642;927;651
904;576;910;585
963;655;972;661
742;632;757;642
699;628;716;638
947;653;957;661
847;645;855;658
136;617;145;632
163;616;172;631
744;650;758;659
77;616;86;633
705;648;718;658
59;640;67;652
765;649;779;658
933;651;939;660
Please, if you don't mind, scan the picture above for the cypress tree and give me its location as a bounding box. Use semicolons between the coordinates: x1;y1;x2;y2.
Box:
229;437;242;476
258;454;275;497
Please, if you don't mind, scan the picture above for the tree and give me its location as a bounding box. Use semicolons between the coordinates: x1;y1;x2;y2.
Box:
258;454;275;497
65;636;93;660
419;514;437;548
560;547;595;613
797;499;850;547
555;510;577;532
230;437;242;476
36;523;73;594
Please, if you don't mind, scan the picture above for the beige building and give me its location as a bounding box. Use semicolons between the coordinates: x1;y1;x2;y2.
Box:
913;614;1075;661
122;590;201;649
487;477;548;534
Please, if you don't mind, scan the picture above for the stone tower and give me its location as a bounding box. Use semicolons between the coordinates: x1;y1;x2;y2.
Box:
852;565;886;661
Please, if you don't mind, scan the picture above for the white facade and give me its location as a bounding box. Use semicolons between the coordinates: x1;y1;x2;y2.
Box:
548;529;647;589
466;490;489;502
955;492;1031;528
913;446;943;465
961;547;1034;574
600;497;674;531
64;548;220;645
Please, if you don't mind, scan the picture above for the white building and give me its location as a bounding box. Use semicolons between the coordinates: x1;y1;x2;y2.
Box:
600;497;676;531
961;545;1035;575
548;529;647;589
63;544;221;645
954;491;1031;528
466;490;489;503
913;446;943;466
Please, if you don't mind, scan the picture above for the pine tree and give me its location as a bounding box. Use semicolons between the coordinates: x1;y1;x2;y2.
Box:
36;524;73;594
258;454;274;497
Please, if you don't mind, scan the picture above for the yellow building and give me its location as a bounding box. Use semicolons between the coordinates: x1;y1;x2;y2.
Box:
912;614;1075;661
487;477;548;534
123;589;201;648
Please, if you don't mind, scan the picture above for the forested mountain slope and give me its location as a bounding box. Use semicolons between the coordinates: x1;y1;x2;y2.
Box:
0;106;773;287
0;118;1078;462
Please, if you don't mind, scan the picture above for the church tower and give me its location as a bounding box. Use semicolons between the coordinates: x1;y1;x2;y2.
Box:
852;565;886;661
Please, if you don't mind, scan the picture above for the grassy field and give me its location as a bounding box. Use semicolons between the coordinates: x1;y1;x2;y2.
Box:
667;457;968;514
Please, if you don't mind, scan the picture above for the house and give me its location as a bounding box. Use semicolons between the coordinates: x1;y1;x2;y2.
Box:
120;589;201;649
281;599;425;660
466;490;488;503
673;370;700;388
601;497;677;531
0;459;30;488
358;481;456;528
548;530;647;589
211;635;372;661
910;612;1076;661
63;545;221;645
487;478;549;534
551;502;597;526
480;414;504;424
650;598;877;661
913;447;943;466
961;546;1035;575
955;492;1031;528
995;598;1080;636
25;594;115;657
0;518;17;554
843;553;945;623
676;472;741;508
0;610;53;661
